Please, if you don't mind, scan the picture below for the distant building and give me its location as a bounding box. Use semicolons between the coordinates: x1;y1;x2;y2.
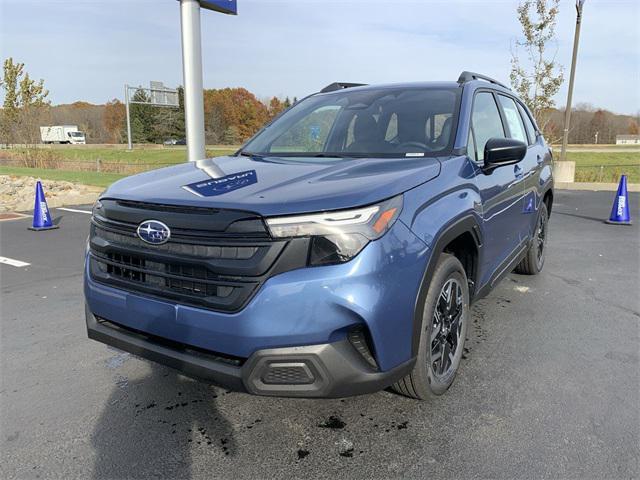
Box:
616;134;640;145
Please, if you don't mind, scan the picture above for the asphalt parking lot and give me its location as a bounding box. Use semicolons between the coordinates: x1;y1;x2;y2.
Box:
1;190;638;480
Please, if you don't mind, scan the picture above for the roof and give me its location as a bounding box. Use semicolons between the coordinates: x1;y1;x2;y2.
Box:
319;71;512;96
318;80;512;96
616;134;640;140
318;81;461;95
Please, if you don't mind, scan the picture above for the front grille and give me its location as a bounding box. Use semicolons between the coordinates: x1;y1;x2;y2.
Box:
88;199;298;312
94;225;260;260
92;249;236;299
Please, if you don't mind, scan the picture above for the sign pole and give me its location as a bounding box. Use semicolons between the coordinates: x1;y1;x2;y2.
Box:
125;84;133;151
180;0;207;162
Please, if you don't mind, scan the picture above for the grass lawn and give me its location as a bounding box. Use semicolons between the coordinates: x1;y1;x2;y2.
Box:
1;148;638;188
0;166;125;188
565;151;640;164
566;151;640;183
6;146;238;166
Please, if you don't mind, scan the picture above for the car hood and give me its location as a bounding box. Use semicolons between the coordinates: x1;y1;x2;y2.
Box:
102;155;442;216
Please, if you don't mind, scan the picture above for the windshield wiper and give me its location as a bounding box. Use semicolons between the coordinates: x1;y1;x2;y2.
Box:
239;152;349;159
311;153;345;158
238;151;263;158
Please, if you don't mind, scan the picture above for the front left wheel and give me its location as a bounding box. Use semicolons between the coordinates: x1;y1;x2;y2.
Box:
393;254;469;400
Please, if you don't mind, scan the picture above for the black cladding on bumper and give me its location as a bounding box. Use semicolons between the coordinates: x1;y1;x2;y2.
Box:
86;305;414;398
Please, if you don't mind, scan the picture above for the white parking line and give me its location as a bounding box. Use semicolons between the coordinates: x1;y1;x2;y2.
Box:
57;207;92;214
0;256;31;268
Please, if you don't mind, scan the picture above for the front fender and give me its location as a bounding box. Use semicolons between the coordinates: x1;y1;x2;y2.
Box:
399;157;483;250
398;157;484;356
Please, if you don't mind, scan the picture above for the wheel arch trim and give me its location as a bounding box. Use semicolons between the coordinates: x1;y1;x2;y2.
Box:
410;215;483;357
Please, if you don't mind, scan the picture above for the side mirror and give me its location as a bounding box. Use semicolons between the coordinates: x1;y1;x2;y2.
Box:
483;138;527;171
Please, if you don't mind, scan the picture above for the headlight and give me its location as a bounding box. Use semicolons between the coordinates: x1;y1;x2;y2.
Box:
92;199;103;217
266;195;403;266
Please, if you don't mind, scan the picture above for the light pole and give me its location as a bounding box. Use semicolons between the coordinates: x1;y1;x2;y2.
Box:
180;0;207;162
178;0;237;162
560;0;586;161
125;84;132;151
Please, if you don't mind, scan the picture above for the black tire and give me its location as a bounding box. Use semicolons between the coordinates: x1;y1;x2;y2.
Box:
393;254;469;400
515;202;549;275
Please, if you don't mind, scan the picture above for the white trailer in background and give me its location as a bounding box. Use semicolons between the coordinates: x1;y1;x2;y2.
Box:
40;125;86;144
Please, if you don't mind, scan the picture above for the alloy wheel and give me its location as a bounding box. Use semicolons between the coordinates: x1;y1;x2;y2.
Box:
536;212;547;265
430;278;464;379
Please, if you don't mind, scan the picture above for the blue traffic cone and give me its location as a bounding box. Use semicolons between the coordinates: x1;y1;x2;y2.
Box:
28;181;59;231
605;175;632;225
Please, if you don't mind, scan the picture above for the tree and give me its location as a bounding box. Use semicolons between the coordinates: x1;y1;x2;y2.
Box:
124;87;185;144
103;99;126;143
131;116;146;144
268;96;287;119
0;57;50;145
222;125;240;144
510;0;564;137
0;59;22;144
129;88;155;143
203;88;269;144
151;86;185;142
589;109;607;143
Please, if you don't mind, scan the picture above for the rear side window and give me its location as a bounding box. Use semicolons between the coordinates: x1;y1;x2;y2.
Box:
471;92;505;161
498;95;527;144
517;103;538;145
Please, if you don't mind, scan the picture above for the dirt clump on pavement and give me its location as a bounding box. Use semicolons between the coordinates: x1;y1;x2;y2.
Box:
0;175;102;213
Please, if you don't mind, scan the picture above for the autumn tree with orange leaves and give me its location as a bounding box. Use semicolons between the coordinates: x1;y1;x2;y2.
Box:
203;88;272;144
103;99;126;143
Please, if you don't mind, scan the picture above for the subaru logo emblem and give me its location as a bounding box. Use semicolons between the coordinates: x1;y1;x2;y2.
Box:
137;220;171;245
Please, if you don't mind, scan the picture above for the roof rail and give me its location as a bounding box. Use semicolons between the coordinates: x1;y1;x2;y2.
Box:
457;71;509;90
320;82;367;93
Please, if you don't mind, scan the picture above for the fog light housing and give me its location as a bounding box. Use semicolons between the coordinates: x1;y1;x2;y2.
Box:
348;326;378;370
261;362;315;385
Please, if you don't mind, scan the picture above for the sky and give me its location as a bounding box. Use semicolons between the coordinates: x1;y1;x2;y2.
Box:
1;0;639;115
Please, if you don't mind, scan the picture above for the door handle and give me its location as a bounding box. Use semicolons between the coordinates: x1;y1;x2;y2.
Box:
514;165;524;178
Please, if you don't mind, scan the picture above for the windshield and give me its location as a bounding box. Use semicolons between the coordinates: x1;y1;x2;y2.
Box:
70;132;84;137
242;87;460;159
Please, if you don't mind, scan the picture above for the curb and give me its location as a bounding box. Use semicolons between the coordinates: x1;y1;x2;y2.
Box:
555;182;640;192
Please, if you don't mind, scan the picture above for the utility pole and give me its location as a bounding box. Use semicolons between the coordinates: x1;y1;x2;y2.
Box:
560;0;586;161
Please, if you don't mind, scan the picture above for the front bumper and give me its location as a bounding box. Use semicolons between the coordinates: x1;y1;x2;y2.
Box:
85;219;430;397
86;305;414;397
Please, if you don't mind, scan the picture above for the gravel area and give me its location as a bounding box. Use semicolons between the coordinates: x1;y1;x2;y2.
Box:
0;175;102;212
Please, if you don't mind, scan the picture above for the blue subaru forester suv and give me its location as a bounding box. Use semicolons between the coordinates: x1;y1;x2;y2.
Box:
85;72;553;399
